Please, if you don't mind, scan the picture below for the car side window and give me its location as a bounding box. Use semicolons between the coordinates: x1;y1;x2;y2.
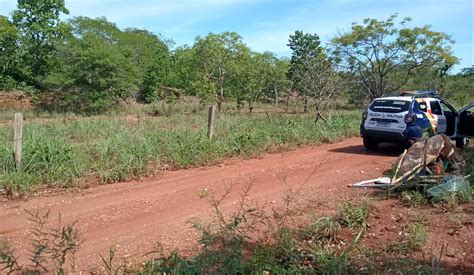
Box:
430;101;443;115
440;101;455;114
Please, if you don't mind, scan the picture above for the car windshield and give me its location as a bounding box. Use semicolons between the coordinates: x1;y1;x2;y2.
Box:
369;99;410;113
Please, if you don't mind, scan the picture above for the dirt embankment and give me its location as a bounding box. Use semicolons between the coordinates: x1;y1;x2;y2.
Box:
0;137;472;272
0;91;30;110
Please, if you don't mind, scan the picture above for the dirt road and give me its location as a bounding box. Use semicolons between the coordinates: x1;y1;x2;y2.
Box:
0;137;400;271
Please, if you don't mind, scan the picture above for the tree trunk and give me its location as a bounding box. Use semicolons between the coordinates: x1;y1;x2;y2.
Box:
314;103;328;124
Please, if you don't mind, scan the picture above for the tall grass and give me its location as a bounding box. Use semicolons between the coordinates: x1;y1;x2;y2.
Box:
0;111;360;192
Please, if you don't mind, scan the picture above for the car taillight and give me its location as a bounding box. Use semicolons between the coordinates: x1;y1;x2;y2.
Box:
404;113;416;124
362;111;367;121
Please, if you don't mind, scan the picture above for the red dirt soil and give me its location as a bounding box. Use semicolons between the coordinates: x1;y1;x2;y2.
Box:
0;137;472;272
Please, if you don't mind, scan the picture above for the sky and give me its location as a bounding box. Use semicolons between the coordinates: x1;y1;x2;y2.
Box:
0;0;472;71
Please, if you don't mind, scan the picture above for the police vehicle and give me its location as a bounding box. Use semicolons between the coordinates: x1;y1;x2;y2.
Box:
360;91;473;149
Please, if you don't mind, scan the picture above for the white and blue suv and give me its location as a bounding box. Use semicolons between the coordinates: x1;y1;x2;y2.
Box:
360;91;473;149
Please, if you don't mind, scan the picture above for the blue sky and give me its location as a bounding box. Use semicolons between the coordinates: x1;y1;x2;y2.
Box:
1;0;472;71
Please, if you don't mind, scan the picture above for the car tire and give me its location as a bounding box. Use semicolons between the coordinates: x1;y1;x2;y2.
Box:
363;137;379;150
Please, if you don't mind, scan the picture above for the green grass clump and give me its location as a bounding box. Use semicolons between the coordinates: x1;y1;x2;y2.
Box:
406;223;427;251
339;200;371;230
304;216;341;241
401;190;426;208
1;132;83;192
0;111;360;193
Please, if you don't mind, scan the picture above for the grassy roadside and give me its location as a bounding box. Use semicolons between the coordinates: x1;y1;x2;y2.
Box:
0;110;360;193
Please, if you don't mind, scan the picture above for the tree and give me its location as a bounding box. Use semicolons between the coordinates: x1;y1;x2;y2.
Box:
47;17;140;113
293;57;340;123
12;0;70;86
461;66;474;76
0;16;20;89
402;62;452;98
265;55;291;107
443;67;474;106
168;46;200;94
331;14;458;100
194;32;246;111
120;28;171;103
230;51;272;113
287;31;324;112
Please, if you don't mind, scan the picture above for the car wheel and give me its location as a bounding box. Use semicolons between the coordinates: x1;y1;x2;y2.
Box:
363;137;379;150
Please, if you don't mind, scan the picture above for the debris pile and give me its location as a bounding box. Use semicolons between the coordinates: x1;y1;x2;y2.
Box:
354;134;471;199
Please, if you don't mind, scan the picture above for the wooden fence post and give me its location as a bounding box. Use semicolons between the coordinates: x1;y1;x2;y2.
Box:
13;113;23;169
207;106;216;139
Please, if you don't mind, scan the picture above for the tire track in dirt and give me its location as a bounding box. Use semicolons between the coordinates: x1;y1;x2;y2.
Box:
0;137;401;271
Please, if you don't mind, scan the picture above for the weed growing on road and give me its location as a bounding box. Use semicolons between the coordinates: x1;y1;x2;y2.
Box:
0;240;20;273
137;182;372;274
0;210;82;274
134;185;453;274
100;245;119;275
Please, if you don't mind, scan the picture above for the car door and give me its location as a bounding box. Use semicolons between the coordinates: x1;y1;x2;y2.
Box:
429;100;447;134
458;103;474;138
439;100;458;137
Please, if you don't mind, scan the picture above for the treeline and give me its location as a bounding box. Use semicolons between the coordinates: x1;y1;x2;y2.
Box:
0;1;472;113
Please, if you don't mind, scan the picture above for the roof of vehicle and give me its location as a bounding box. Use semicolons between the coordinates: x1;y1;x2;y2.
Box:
374;96;438;101
374;96;413;101
374;90;441;102
380;90;440;99
399;90;438;97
